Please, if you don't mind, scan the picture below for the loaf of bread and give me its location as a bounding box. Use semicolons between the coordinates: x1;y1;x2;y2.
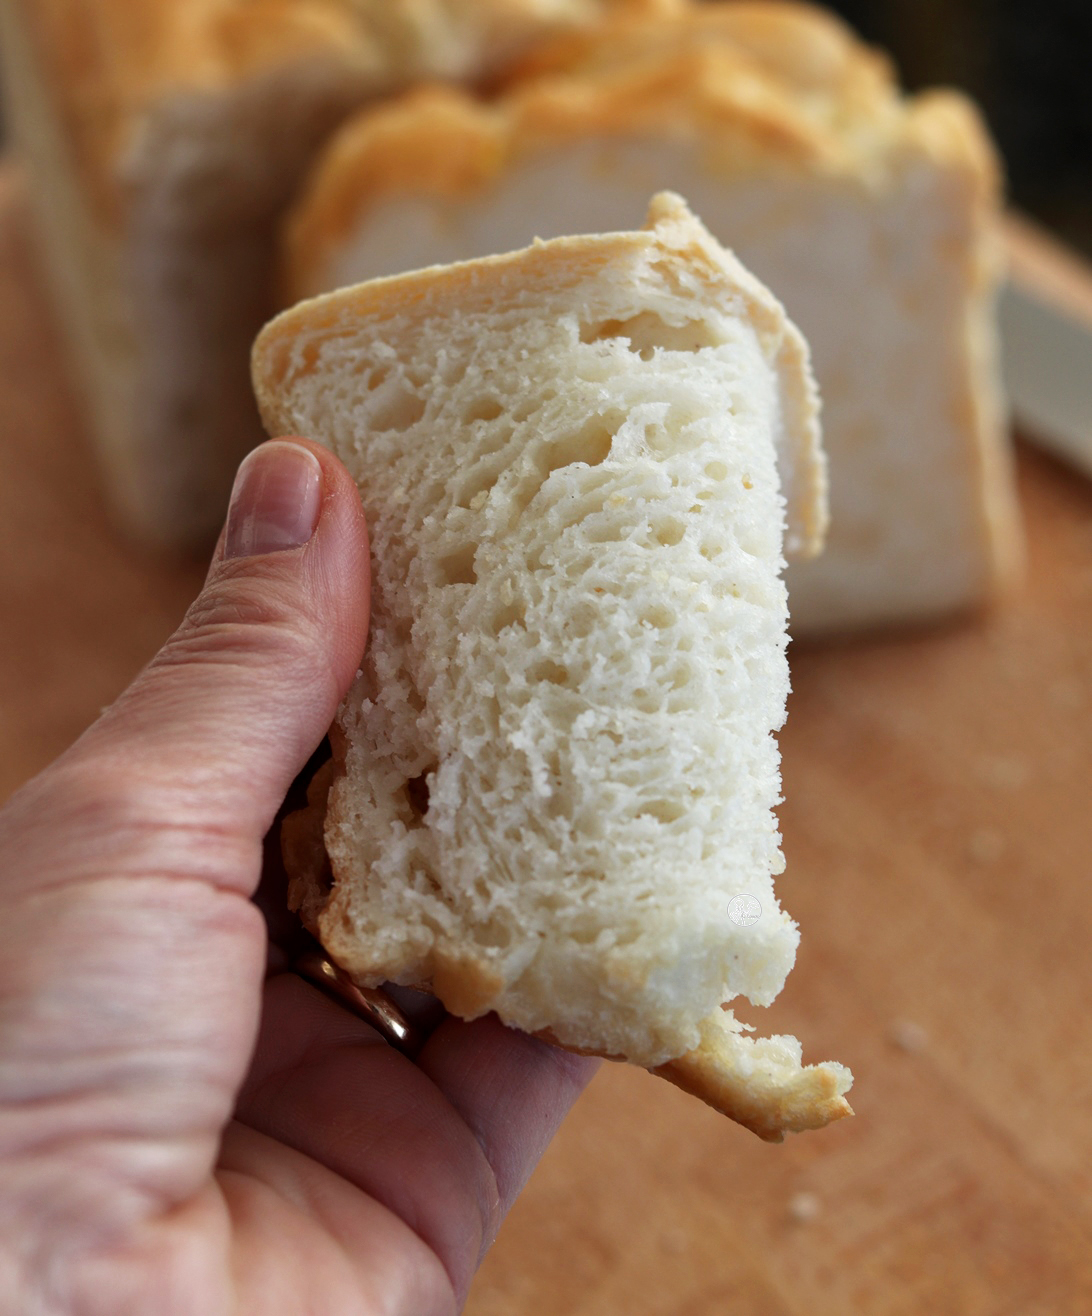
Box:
0;0;679;549
254;193;852;1140
285;0;1023;634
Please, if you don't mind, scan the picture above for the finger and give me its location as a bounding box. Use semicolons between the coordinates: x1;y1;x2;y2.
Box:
236;974;503;1305
217;1123;455;1316
2;438;369;903
415;1016;601;1223
0;441;370;1248
85;436;368;859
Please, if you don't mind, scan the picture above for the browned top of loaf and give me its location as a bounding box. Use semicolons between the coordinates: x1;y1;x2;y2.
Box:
11;0;681;221
284;1;1001;297
13;0;363;218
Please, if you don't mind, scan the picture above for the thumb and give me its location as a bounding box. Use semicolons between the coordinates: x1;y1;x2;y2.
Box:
0;440;369;1258
38;437;369;894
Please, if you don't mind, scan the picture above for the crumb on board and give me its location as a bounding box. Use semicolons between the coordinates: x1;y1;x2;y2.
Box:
888;1020;930;1054
658;1228;689;1255
976;755;1031;791
1049;678;1085;710
967;828;1006;865
787;1192;821;1224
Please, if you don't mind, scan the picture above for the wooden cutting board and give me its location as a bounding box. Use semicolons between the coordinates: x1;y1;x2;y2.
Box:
2;166;1091;1314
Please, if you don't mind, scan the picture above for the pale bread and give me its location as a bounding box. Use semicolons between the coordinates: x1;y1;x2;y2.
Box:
256;194;852;1140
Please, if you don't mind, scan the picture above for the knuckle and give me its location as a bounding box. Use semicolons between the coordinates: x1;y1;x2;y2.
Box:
161;575;325;680
31;759;174;842
19;758;252;889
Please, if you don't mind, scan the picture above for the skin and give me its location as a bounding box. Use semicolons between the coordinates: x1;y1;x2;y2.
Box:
0;439;599;1315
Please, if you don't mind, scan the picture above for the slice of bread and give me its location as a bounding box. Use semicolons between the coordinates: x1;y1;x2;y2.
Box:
254;193;852;1140
0;0;677;548
284;2;1022;634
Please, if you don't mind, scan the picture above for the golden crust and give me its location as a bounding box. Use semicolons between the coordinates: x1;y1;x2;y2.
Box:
500;1;893;94
281;85;507;303
4;0;663;224
284;56;873;286
652;1009;853;1143
7;0;380;222
285;4;1000;302
533;1020;851;1142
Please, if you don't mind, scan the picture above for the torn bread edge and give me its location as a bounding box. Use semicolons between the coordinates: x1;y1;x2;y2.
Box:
282;756;853;1143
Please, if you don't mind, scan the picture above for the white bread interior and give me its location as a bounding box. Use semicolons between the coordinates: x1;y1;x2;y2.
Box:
285;2;1023;633
0;0;679;548
254;194;852;1140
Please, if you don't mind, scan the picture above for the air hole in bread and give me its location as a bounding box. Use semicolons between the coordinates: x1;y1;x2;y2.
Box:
529;659;570;687
669;663;692;691
654;518;686;547
370;385;426;431
567;922;605;945
566;602;597;639
366;367;389;392
512;391;553;423
511;414;618;519
455;452;508;509
404;770;433;820
633;688;661;714
539;415;616;477
638;799;686;825
473;917;514;951
491;600;526;633
438;543;478;586
464;395;505;423
579;311;722;360
582;514;627;545
640;606;676;630
705;461;729;481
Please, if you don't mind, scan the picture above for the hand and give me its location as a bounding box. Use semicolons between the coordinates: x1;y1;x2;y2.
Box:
0;439;598;1315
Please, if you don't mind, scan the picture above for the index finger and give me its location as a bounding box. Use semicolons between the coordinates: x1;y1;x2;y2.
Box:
236;974;598;1303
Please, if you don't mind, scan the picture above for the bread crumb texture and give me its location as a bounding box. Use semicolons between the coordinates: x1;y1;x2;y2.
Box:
255;194;850;1136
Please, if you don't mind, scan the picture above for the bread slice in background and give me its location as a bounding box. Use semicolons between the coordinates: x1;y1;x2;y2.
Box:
0;0;679;549
254;193;852;1141
284;1;1023;635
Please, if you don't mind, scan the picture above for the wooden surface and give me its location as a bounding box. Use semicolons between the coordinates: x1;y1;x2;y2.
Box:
2;172;1092;1315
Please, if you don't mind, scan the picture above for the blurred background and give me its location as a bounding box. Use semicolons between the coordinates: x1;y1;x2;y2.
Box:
3;1;1090;250
822;0;1092;253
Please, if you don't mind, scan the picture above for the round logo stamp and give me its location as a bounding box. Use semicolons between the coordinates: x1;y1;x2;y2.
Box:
728;895;762;928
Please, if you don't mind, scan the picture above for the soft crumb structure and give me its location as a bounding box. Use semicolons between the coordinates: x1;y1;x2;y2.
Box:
255;194;852;1139
0;0;677;547
285;1;1022;635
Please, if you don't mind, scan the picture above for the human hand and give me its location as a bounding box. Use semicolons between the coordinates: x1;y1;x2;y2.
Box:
0;439;599;1315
